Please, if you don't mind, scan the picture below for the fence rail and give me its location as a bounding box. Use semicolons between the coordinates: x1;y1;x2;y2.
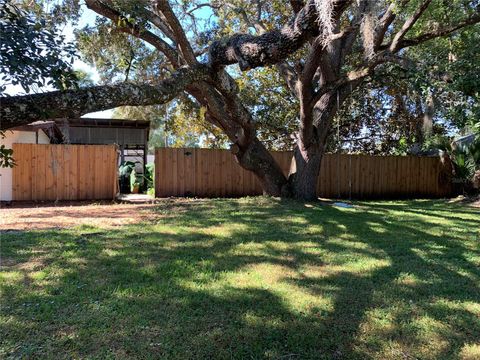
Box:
12;144;118;201
155;148;453;199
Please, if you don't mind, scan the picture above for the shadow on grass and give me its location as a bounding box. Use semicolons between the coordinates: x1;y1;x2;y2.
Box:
1;198;479;359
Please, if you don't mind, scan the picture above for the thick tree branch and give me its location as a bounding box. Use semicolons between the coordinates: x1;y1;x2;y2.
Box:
302;38;327;86
374;1;401;50
0;66;210;130
276;62;299;96
141;7;176;43
298;38;328;147
311;79;363;145
154;0;198;65
208;0;351;70
310;50;398;108
186;3;217;15
290;0;305;14
389;0;432;52
85;0;179;66
394;13;480;49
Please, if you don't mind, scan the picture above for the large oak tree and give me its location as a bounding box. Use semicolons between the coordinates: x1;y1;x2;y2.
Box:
1;0;479;200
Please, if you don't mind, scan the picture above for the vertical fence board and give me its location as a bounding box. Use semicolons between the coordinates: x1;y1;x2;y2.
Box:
395;157;406;198
223;151;231;196
155;149;160;196
387;156;396;197
165;148;173;196
234;158;243;196
193;149;201;197
44;146;53;200
63;145;70;200
183;148;194;196
432;159;439;197
12;144;21;200
54;145;64;200
159;148;167;197
37;145;47;200
15;144;24;200
213;149;221;197
174;149;182;196
160;148;168;196
78;146;87;200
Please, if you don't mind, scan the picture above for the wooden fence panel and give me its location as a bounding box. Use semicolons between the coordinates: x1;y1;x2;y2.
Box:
155;148;453;199
12;144;117;201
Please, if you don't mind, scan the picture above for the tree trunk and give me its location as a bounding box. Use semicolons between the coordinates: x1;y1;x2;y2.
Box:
287;142;324;201
233;138;288;196
285;87;351;201
422;92;434;138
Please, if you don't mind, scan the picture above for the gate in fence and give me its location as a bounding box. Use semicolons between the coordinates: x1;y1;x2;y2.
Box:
12;143;118;201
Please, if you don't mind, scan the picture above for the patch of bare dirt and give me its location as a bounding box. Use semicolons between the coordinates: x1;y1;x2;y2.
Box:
469;196;480;208
448;195;480;208
0;201;160;230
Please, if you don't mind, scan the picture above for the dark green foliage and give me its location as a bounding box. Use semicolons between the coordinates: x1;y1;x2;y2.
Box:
0;130;15;168
0;140;15;168
0;0;79;93
118;161;136;177
119;161;153;193
237;67;299;150
425;134;480;193
144;163;154;190
451;137;480;192
118;161;136;193
129;167;142;192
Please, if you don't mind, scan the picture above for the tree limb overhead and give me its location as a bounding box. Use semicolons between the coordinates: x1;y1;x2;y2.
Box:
0;66;210;130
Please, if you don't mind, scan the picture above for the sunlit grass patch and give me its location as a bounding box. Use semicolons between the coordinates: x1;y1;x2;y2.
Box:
460;343;480;360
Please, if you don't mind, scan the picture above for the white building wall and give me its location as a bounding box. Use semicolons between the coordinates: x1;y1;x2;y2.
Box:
0;130;50;201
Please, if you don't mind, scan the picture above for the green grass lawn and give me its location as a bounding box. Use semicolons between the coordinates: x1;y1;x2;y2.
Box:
1;198;479;359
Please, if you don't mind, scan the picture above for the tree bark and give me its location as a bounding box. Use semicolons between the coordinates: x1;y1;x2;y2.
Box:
233;138;288;196
288;143;324;201
208;0;351;70
287;86;354;200
422;92;434;137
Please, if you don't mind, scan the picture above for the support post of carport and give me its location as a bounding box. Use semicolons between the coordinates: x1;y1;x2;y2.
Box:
142;128;148;192
120;144;125;164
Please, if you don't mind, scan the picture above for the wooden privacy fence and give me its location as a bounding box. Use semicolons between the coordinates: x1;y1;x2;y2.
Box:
12;144;118;201
155;147;453;199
